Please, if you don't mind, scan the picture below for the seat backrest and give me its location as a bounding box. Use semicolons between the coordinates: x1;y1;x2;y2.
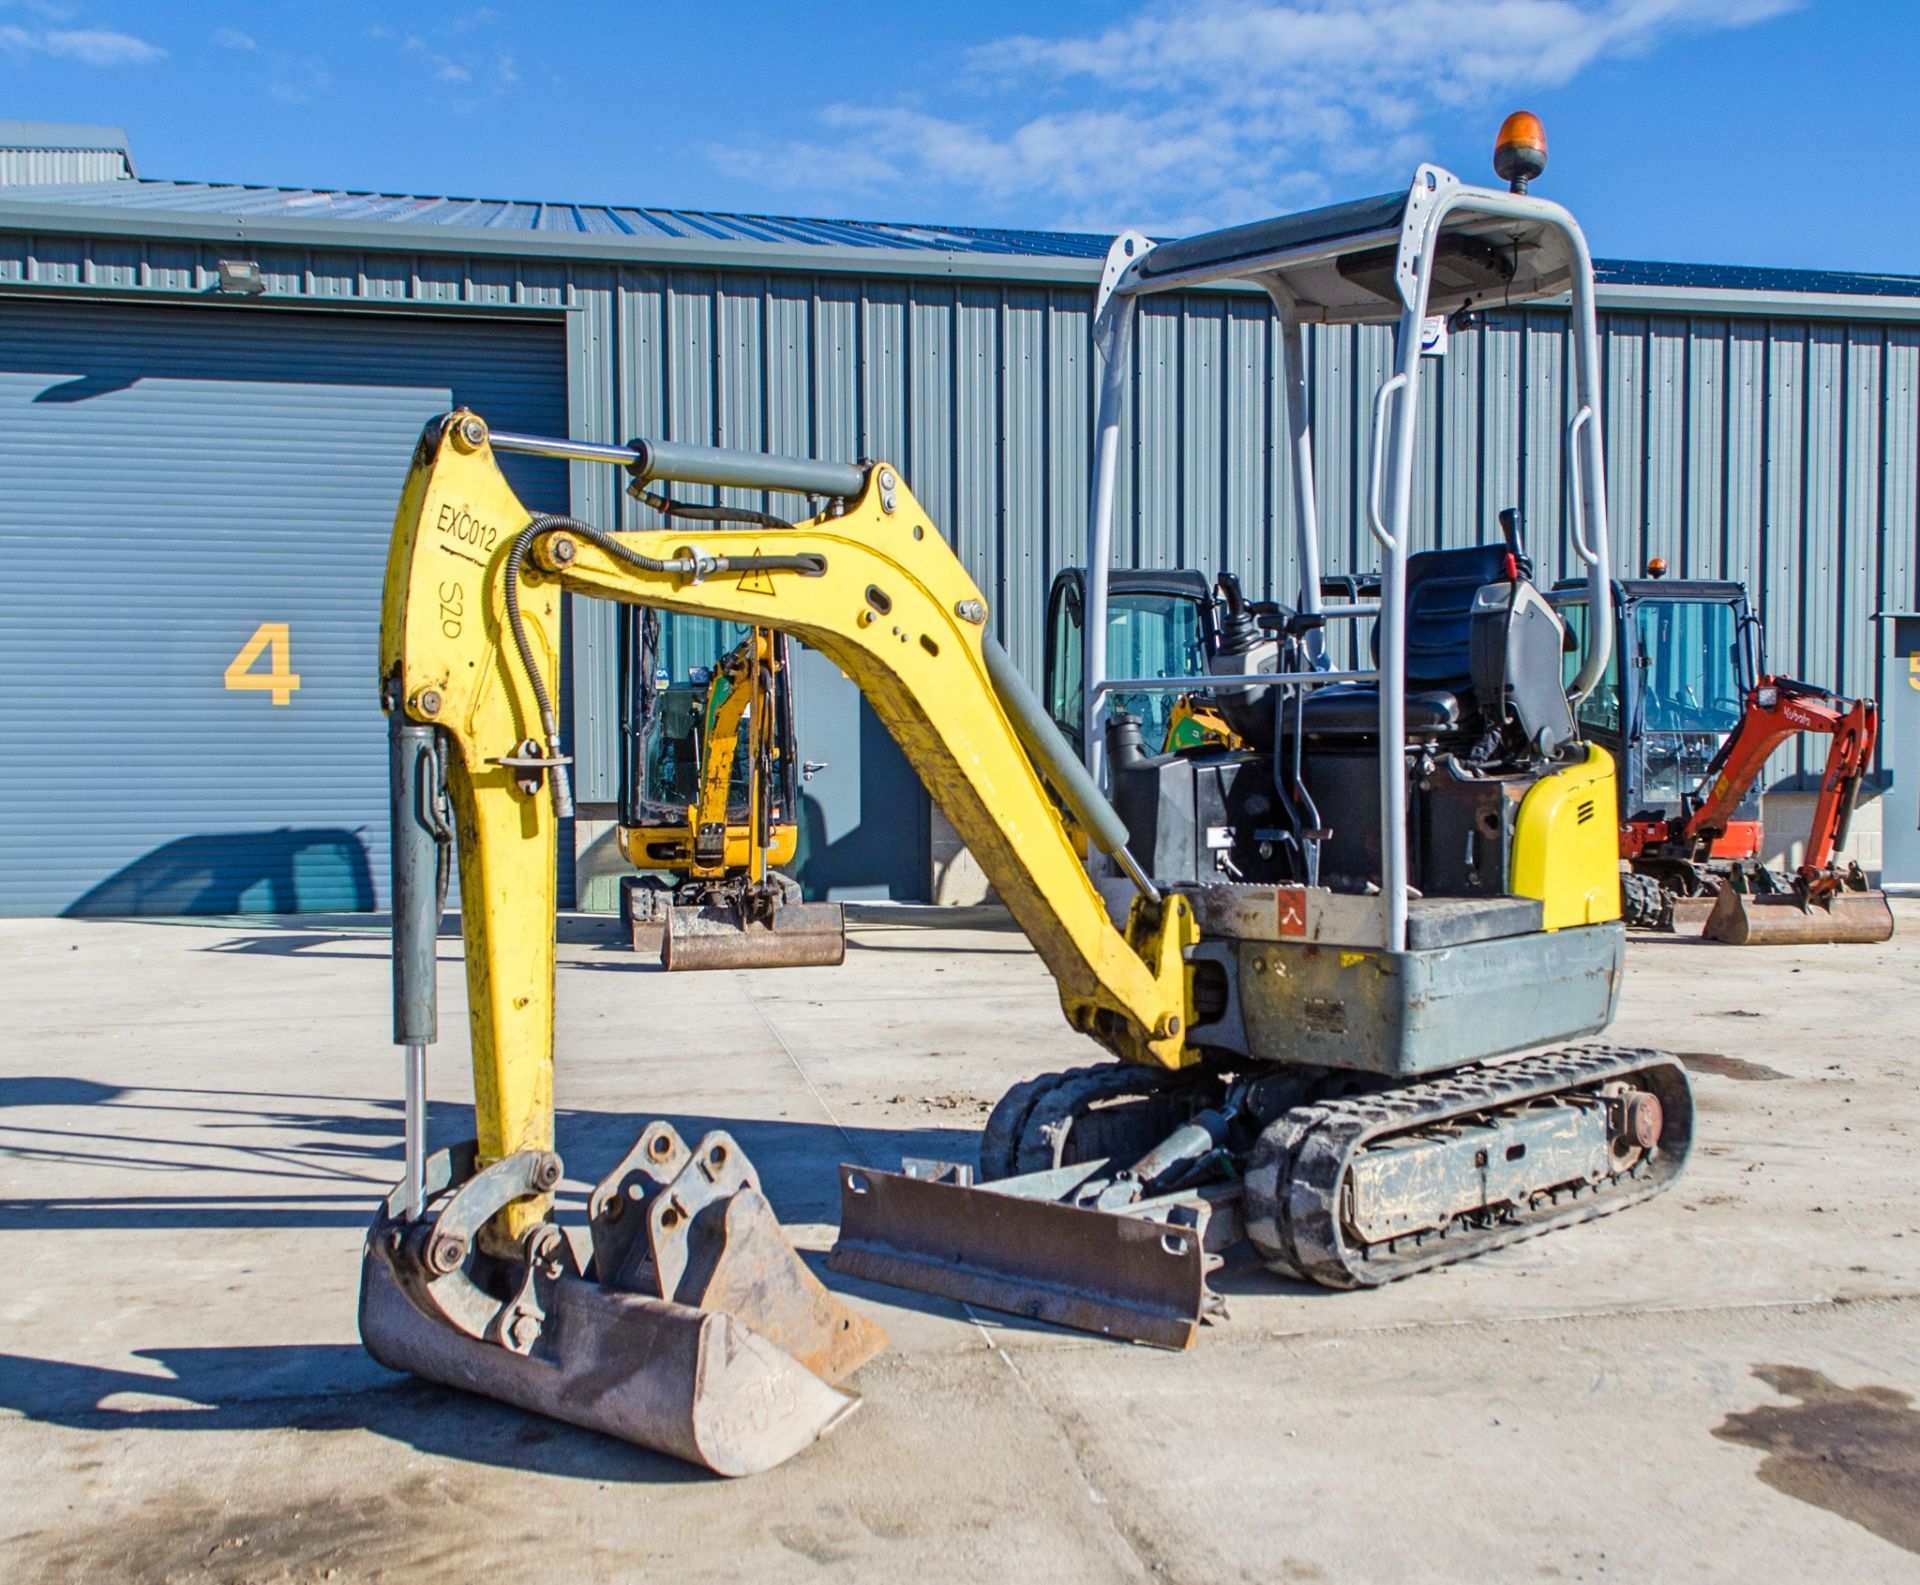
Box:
1371;544;1511;689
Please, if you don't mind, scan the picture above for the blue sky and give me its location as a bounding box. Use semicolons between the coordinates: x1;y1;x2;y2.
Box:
4;0;1915;272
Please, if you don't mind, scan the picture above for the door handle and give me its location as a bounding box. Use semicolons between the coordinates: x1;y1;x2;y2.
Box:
802;760;829;781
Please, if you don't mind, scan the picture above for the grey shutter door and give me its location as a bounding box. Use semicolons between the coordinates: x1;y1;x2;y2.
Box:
0;298;568;916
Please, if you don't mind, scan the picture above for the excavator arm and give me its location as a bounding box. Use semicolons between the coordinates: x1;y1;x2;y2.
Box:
689;628;768;878
1679;675;1878;885
381;413;1194;1209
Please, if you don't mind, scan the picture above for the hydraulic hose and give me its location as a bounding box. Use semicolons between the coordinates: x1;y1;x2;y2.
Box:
501;511;825;819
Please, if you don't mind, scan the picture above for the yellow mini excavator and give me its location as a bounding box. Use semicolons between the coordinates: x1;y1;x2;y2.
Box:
615;609;845;969
364;117;1694;1463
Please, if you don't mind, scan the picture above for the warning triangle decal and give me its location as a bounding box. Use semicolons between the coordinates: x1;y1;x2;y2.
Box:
736;545;777;597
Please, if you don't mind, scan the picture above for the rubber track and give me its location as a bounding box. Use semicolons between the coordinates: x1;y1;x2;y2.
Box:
1012;1065;1182;1176
978;1069;1073;1181
1620;870;1674;932
1244;1045;1694;1290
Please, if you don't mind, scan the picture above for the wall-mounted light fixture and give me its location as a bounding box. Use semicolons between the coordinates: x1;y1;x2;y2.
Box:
215;259;266;295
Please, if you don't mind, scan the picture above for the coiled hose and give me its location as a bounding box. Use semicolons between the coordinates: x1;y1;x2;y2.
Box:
502;510;825;819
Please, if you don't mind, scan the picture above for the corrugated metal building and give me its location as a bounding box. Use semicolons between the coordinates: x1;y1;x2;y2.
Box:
2;138;1915;916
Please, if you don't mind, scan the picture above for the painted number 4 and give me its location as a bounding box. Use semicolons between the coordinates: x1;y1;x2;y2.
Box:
225;622;302;706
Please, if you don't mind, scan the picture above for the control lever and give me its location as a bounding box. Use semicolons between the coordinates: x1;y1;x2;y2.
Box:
1497;507;1534;582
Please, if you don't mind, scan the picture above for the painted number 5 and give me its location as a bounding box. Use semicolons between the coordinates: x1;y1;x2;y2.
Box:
225;622;302;706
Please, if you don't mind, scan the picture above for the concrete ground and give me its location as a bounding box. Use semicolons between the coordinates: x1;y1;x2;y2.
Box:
3;901;1918;1583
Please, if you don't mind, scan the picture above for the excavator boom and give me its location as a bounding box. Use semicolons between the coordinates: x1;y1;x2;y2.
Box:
385;416;1193;1075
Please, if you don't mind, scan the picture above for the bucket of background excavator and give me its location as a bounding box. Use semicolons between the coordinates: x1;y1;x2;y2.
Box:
662;901;847;971
359;1243;858;1477
828;1162;1210;1350
1667;896;1717;937
1703;886;1894;946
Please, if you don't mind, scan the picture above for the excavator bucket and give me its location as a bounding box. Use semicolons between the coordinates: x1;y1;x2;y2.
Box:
1703;883;1894;946
359;1128;884;1477
662;900;847;971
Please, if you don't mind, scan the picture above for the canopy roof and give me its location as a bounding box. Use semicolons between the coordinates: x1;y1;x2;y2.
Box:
1129;173;1579;325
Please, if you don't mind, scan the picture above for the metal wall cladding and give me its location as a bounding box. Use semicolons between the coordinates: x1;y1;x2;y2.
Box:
0;298;567;916
564;272;1919;797
0;149;131;186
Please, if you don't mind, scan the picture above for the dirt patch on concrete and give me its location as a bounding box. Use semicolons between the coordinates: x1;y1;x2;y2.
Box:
15;1475;447;1583
1678;1051;1789;1082
1715;1364;1920;1555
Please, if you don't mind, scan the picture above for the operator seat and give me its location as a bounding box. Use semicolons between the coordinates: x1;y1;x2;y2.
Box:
1300;543;1511;739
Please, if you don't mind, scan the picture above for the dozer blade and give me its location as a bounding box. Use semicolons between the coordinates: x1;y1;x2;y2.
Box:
662;901;847;971
359;1246;857;1477
1704;886;1894;946
829;1163;1211;1350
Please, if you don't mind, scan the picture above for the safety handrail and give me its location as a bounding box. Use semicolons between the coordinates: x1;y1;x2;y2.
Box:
1367;373;1410;551
1566;404;1599;567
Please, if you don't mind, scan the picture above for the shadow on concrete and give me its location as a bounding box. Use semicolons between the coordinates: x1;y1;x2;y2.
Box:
841;902;1019;932
64;830;376;917
0;1076;979;1235
0;1345;722;1486
0;1076;130;1109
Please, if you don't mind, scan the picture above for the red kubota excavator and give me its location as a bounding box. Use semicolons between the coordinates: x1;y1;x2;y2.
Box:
1549;570;1892;945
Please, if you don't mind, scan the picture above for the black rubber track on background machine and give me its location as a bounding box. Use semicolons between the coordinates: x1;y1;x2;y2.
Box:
1243;1045;1694;1289
1620;870;1675;932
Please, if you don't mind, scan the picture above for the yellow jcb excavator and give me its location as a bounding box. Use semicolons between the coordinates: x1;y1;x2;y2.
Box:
615;610;845;969
363;115;1694;1471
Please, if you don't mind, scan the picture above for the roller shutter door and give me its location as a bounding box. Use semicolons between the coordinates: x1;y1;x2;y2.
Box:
0;298;568;915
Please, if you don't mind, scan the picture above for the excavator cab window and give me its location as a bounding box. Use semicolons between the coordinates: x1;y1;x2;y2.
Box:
1045;579;1207;753
1629;596;1746;810
1556;600;1622;739
621;610;760;826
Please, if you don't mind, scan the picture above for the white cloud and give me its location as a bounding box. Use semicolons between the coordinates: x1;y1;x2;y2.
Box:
0;22;163;64
211;26;255;52
396;30;522;99
265;52;331;104
714;0;1800;229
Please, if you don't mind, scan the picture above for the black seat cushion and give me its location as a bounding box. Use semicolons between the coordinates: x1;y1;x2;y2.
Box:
1300;544;1512;741
1300;684;1464;738
1383;544;1512;690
